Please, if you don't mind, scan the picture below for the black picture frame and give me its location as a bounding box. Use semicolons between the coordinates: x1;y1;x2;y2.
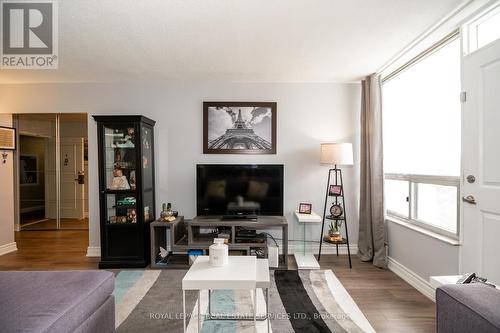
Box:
299;203;312;214
203;101;277;154
0;126;16;150
328;185;342;196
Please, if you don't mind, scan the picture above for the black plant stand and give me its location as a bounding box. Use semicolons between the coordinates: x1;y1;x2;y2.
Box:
318;165;352;269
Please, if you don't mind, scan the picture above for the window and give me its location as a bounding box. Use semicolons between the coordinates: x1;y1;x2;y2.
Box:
467;4;500;53
382;32;461;239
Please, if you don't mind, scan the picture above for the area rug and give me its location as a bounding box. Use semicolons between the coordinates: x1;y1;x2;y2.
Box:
113;269;375;333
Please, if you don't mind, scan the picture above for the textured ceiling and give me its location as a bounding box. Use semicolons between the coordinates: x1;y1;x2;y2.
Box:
0;0;465;84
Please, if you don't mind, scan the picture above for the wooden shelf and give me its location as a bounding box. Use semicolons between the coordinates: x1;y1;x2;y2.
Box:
323;236;347;245
325;215;345;220
150;216;289;269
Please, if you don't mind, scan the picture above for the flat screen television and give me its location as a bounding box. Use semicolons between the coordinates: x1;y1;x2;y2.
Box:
197;164;284;217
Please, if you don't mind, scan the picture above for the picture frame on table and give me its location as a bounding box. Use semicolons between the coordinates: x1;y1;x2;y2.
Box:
298;203;312;214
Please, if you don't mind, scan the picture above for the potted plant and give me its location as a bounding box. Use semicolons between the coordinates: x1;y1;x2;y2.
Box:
328;221;343;242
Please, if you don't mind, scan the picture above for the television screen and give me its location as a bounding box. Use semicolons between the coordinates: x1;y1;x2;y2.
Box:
197;164;284;216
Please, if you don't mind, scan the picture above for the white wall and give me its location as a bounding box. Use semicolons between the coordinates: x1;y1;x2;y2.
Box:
0;82;361;254
387;221;460;279
0;114;17;255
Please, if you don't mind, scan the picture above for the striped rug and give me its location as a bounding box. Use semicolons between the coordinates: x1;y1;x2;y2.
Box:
113;269;375;333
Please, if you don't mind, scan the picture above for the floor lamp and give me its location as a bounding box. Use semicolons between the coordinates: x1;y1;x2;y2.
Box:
318;143;353;268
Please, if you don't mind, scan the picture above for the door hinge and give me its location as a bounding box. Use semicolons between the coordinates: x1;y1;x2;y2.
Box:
460;91;467;103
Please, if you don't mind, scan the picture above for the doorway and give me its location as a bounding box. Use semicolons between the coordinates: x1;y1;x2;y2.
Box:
16;114;88;230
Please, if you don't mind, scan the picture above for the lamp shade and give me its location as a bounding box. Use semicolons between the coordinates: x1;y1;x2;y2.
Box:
320;143;353;166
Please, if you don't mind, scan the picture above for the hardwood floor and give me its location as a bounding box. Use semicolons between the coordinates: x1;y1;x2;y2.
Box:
21;218;89;230
0;230;98;270
301;255;436;333
0;230;435;332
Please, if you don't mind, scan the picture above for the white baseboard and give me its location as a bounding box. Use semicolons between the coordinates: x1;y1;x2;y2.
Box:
86;246;101;257
0;242;18;256
387;256;435;302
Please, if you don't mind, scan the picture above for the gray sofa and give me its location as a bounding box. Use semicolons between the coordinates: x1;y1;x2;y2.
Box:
436;283;500;333
0;270;115;333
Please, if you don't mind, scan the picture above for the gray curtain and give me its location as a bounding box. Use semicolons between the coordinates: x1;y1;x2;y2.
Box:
358;73;386;268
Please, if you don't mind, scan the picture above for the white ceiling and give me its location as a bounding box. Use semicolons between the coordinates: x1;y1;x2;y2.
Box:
0;0;465;84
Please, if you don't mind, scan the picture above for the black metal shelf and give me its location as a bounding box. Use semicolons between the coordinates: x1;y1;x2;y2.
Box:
319;167;352;269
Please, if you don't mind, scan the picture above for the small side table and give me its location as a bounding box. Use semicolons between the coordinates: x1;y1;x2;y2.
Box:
150;216;185;268
294;211;321;270
182;256;270;333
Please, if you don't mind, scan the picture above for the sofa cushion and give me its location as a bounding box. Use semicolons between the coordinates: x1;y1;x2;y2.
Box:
436;283;500;333
0;270;114;333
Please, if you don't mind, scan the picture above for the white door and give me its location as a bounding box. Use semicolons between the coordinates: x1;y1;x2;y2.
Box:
461;39;500;285
60;138;85;220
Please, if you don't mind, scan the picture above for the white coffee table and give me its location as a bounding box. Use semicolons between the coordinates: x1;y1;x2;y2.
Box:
182;256;270;333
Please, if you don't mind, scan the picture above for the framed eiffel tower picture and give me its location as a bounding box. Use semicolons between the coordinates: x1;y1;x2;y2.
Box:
203;101;277;154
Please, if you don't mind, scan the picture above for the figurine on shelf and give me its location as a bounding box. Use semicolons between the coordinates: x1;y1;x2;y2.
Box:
142;128;150;149
127;209;137;223
117;197;136;206
114;150;122;162
129;170;136;190
160;203;175;222
127;128;135;141
116;216;127;224
113;128;135;148
110;168;130;190
159;246;168;259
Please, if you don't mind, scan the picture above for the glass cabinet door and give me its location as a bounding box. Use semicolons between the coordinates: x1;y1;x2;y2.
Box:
141;125;154;222
106;194;137;224
103;124;137;191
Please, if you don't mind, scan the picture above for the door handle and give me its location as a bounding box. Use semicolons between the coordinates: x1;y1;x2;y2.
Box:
462;195;477;204
75;174;85;184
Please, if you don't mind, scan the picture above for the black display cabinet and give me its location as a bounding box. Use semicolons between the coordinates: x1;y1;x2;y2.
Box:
93;115;156;268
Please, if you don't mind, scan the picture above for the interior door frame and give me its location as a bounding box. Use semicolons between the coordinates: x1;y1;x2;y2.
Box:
13;113;88;231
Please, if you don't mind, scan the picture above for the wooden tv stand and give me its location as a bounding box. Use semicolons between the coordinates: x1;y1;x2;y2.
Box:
187;215;288;269
149;216;288;269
